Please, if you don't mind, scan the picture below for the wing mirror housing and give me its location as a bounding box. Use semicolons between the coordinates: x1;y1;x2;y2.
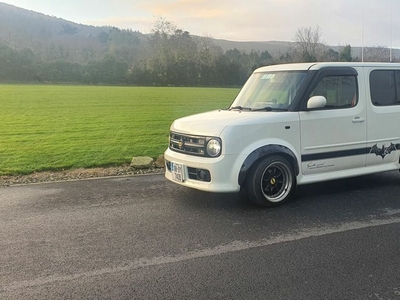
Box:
307;96;326;109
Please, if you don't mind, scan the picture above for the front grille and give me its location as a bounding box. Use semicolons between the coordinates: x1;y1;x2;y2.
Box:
170;132;207;156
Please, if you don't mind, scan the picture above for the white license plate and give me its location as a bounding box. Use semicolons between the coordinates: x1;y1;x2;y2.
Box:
171;162;184;182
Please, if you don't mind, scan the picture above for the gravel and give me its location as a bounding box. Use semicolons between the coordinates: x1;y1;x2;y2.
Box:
0;165;165;186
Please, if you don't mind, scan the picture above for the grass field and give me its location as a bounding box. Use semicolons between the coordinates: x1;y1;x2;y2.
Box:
0;85;239;175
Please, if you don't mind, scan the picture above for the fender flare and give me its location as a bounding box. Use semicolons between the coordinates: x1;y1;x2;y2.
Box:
238;145;299;186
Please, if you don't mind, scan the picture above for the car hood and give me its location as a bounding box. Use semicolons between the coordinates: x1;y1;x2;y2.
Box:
170;109;277;136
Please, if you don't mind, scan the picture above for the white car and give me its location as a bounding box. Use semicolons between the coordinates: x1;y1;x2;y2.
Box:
165;62;400;207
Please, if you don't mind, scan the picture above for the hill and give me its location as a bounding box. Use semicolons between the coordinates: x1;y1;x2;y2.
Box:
212;39;294;56
0;2;146;63
3;1;400;62
0;2;297;62
1;2;399;86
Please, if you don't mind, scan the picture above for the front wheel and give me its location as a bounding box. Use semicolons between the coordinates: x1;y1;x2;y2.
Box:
245;155;296;207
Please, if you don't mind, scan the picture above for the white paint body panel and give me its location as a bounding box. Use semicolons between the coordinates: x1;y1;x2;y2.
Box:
165;63;400;193
363;66;400;167
165;110;301;192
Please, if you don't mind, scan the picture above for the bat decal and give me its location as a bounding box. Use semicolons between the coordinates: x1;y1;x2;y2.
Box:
370;143;397;159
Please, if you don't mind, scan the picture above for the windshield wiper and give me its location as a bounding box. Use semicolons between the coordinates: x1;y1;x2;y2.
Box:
229;106;252;111
251;106;288;112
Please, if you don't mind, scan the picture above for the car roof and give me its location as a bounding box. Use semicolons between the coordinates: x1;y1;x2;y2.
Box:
254;62;400;73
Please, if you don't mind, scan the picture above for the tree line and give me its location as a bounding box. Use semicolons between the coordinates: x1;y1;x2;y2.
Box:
0;19;397;86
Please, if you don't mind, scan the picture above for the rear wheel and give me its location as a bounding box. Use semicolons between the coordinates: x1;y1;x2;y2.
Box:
245;155;295;207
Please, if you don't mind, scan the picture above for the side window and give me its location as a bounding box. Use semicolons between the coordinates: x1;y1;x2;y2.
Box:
310;76;357;109
397;71;400;104
370;70;397;106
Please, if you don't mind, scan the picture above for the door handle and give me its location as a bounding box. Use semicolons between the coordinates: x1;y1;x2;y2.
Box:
352;116;365;123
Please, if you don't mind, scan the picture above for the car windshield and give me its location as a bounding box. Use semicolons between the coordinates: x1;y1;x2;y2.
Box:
230;71;307;111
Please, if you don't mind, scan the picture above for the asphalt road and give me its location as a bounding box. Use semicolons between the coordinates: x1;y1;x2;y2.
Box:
1;171;400;300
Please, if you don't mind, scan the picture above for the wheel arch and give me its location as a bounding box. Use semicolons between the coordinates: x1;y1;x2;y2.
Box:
238;144;299;186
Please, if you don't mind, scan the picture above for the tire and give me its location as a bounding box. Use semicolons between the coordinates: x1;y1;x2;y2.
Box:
245;155;295;207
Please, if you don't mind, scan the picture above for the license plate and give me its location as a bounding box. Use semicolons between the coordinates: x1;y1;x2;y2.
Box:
171;162;184;182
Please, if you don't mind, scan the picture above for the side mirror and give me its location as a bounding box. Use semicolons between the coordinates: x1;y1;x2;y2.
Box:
307;95;326;109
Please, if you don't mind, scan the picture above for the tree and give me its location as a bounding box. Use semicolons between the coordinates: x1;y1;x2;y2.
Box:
321;48;339;61
145;17;178;84
363;46;390;62
293;25;324;62
339;45;352;62
151;16;177;36
84;53;128;84
144;17;226;86
97;32;109;44
259;50;272;65
60;23;78;35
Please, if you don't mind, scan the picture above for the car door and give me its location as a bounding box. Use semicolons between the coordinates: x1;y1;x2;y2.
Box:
298;67;367;176
366;68;400;167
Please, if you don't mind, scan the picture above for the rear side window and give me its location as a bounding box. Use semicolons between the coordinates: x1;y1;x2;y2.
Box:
370;70;400;106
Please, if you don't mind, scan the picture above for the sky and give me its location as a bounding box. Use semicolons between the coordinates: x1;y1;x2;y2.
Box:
2;0;400;48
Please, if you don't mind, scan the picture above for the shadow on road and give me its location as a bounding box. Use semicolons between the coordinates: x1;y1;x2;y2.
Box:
171;171;400;215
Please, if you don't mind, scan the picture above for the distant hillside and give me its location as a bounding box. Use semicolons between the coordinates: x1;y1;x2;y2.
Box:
0;2;103;39
212;39;294;56
1;1;400;87
3;1;399;62
0;2;292;57
0;2;267;86
213;39;400;62
0;2;146;63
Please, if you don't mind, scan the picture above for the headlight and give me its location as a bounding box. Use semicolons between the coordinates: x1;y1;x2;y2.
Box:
206;139;221;157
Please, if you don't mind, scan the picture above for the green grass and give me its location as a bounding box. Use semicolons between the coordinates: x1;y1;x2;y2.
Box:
0;85;239;175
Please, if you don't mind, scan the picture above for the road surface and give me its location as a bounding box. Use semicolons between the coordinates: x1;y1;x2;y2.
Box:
1;172;400;299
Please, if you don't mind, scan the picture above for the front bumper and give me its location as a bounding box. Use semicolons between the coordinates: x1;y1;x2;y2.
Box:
164;148;244;193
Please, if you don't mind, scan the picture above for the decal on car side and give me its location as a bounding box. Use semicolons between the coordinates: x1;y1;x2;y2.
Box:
369;143;399;159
